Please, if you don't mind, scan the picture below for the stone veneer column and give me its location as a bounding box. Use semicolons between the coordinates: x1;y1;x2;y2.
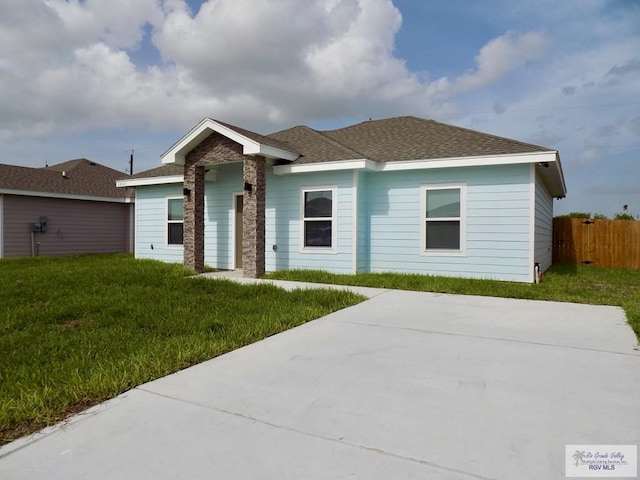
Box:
183;161;205;272
242;155;266;278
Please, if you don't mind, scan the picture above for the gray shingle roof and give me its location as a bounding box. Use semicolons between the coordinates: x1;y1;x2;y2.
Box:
127;164;184;179
214;119;300;154
269;116;552;164
0;158;132;199
268;125;363;164
141;115;556;178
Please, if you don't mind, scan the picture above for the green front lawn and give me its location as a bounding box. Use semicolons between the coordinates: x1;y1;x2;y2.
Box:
267;265;640;339
0;254;365;445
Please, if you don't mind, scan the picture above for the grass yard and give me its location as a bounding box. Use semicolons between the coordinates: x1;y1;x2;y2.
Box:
267;264;640;339
0;254;365;445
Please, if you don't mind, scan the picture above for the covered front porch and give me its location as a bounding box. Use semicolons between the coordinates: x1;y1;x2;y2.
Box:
161;119;298;278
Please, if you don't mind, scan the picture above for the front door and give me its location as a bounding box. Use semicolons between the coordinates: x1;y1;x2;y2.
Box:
235;194;243;268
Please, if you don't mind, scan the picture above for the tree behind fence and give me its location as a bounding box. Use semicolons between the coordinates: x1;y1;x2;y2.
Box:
553;217;640;269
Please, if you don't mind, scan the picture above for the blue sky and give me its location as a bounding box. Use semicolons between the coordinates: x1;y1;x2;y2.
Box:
1;0;639;217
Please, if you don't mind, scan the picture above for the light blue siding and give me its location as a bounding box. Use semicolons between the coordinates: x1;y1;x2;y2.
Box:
203;163;243;269
366;164;533;282
135;184;184;263
134;163;245;268
135;167;356;273
534;173;553;271
134;160;541;282
266;169;354;274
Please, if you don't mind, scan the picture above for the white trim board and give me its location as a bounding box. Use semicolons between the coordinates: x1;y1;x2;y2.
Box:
274;151;558;175
117;176;184;187
161;118;298;165
133;150;566;198
274;159;375;175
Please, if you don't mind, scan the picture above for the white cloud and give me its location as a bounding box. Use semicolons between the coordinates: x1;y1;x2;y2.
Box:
451;31;548;94
0;0;637;216
0;0;637;204
44;0;164;49
0;0;557;141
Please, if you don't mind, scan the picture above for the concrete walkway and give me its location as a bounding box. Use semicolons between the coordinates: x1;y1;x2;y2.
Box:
1;281;639;479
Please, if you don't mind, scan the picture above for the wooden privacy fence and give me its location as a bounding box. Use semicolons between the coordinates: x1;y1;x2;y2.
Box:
553;217;640;269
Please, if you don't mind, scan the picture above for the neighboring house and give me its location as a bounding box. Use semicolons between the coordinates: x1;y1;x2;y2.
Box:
0;158;134;258
117;116;566;283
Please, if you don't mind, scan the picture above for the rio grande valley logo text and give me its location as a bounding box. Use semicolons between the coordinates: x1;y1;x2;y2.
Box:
566;445;636;478
572;449;627;471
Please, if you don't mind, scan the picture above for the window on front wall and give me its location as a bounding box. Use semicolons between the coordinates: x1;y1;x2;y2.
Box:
423;186;464;252
302;188;335;249
167;197;184;245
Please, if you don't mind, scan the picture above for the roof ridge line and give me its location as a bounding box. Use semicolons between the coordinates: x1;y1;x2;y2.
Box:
300;125;367;159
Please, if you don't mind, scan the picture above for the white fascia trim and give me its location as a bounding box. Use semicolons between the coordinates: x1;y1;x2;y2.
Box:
552;153;567;196
380;151;558;172
244;143;299;161
273;159;375;175
272;152;558;175
0;189;133;203
116;176;184;187
161;117;297;164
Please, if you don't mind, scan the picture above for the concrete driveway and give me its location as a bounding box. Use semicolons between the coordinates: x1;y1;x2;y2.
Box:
1;284;639;480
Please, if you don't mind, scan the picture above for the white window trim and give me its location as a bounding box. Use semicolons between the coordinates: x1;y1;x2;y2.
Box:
166;196;184;248
420;184;467;257
300;186;338;254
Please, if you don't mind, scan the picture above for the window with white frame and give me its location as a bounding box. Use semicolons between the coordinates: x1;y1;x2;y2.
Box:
167;197;184;245
302;188;335;249
422;185;465;253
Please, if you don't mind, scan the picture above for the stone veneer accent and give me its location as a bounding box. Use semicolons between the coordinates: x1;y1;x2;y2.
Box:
242;156;266;278
182;132;266;277
183;161;204;272
187;132;245;164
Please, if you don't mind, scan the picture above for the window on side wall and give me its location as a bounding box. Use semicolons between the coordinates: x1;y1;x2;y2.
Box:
422;185;465;255
167;197;184;246
301;187;336;251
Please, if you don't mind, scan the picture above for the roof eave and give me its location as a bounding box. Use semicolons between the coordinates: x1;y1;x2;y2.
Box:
536;152;567;199
161;118;298;164
116;175;184;187
274;151;562;175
